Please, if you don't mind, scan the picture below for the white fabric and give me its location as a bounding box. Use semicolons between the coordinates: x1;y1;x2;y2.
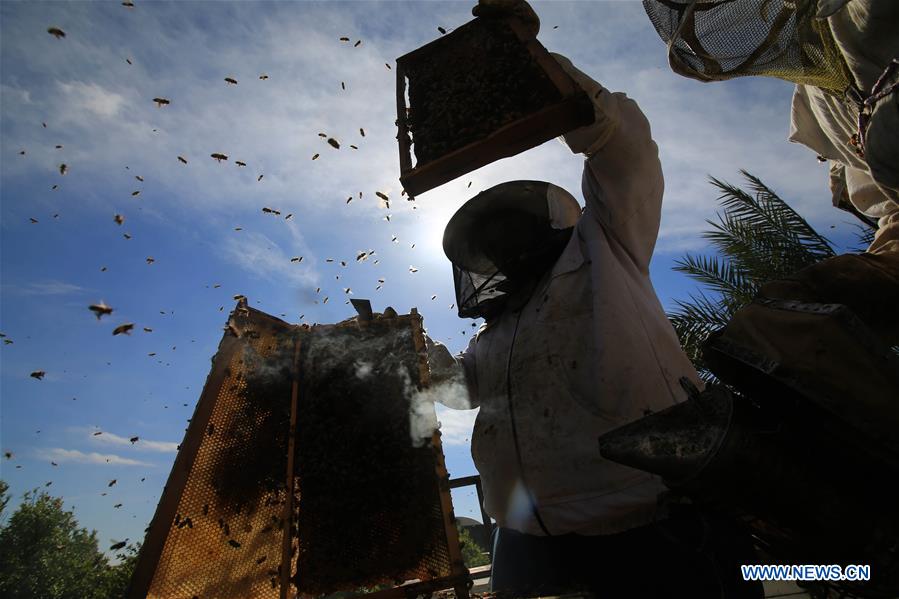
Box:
545;184;581;229
430;55;701;536
789;0;899;249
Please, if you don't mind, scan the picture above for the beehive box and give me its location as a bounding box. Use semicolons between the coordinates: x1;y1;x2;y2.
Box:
128;302;469;599
396;17;594;196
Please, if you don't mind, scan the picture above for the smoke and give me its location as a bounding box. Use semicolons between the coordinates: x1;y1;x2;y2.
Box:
407;378;472;448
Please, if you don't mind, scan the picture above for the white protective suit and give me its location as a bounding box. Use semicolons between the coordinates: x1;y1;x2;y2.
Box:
430;54;702;537
789;0;899;254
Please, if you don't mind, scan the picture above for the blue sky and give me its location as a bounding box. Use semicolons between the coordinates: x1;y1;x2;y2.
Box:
0;0;865;555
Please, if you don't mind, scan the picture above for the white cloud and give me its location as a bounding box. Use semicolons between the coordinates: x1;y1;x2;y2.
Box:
222;229;319;288
435;403;478;446
57;81;125;119
6;280;87;296
85;430;178;453
36;448;152;467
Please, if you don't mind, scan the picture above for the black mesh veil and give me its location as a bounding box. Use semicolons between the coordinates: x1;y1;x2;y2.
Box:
443;181;582;320
642;0;852;93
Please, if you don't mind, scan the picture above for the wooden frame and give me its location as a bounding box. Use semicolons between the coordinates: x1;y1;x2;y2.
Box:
395;17;594;197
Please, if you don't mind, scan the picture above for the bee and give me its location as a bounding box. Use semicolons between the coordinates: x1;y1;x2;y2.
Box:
177;155;188;164
327;138;340;149
108;479;117;487
431;295;437;300
135;175;144;182
438;26;446;34
290;257;302;263
110;540;127;551
114;503;122;508
384;214;390;222
343;288;352;294
19;150;25;155
340;260;347;267
113;323;135;335
339;37;349;42
100;266;107;271
130;436;139;443
59;163;68;175
29;218;39;224
346;196;353;204
323;297;329;304
257;174;263;181
468;181;472;188
123;233;131;239
341;82;345;90
354;40;361;47
131;190;140;196
56;145;63;149
146;257;155;264
224;77;238;85
235;160;246;167
312;153;319;160
89;302;114;319
152;98;170;107
30;371;46;380
143;327;152;332
409;266;419;273
285;213;292;220
211;153;228;162
259;74;269;80
376;191;388;201
122;1;135;7
51;185;58;190
114;214;124;225
233;294;245;300
349;144;358;150
385;63;391;70
47;27;66;39
256;555;267;564
234;227;242;231
125;58;132;65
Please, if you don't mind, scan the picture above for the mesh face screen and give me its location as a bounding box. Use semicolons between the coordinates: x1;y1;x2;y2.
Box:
643;0;851;92
135;306;461;598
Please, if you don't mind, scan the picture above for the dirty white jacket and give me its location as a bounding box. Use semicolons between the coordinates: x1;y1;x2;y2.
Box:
789;0;899;254
429;55;701;537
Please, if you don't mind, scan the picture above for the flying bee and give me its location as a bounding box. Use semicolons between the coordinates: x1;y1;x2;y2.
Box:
110;540;127;551
290;257;302;262
113;323;134;335
47;27;66;39
146;257;155;264
30;371;46;380
339;37;349;42
211;153;228;162
354;40;361;47
438;26;446;34
259;74;269;80
152;97;170;107
409;266;419;273
130;436;139;443
360;128;365;137
122;1;134;7
89;302;113;319
108;479;117;487
224;77;238;85
114;214;124;225
59;163;68;175
177;155;187;164
131;190;140;197
327;138;339;149
312;153;319;160
349;144;358;150
235;160;246;167
114;503;122;508
135;175;144;181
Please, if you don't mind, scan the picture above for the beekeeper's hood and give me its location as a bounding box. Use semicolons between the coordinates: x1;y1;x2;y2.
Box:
443;181;581;320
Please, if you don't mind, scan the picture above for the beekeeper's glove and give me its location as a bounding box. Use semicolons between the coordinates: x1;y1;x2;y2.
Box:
472;0;540;39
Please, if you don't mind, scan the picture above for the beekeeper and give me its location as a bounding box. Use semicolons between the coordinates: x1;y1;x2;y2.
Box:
427;1;763;596
642;0;898;254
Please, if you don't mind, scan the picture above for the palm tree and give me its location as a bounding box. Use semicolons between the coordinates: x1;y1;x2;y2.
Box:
667;170;840;381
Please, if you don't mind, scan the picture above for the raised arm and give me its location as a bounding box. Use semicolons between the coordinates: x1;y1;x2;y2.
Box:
552;53;665;272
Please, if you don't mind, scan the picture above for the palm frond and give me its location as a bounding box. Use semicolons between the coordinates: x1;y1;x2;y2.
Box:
668;171;834;380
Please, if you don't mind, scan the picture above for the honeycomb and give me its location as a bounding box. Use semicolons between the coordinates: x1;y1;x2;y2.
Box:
134;306;463;598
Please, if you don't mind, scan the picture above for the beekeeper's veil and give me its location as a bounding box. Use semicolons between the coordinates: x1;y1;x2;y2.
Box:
642;0;852;93
443;181;581;320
